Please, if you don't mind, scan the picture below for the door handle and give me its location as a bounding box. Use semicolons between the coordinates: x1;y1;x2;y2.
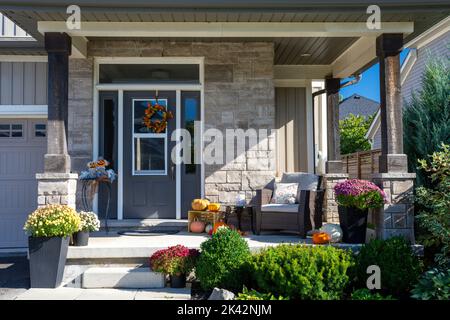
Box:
170;164;175;180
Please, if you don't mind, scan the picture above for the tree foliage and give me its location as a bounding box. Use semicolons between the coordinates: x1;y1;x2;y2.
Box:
403;58;450;187
339;113;374;155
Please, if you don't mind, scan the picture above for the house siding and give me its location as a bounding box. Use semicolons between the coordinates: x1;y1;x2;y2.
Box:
69;40;276;207
372;126;382;150
402;31;450;104
0;61;47;105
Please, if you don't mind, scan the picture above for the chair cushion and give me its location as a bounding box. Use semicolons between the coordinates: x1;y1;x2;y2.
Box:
261;204;299;213
281;172;319;191
271;183;298;204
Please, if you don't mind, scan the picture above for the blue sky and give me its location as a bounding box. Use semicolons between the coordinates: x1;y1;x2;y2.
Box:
340;49;410;103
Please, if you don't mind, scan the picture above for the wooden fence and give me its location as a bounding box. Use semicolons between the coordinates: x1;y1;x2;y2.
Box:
341;149;381;180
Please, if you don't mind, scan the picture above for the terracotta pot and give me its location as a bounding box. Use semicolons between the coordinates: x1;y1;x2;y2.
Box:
190;221;205;233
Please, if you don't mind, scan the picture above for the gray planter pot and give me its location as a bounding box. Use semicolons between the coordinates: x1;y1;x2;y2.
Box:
73;231;89;246
28;236;70;288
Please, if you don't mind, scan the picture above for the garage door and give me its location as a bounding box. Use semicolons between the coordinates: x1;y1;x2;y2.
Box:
0;119;46;249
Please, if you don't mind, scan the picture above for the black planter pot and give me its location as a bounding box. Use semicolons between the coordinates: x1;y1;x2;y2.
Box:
28;236;70;288
338;206;368;244
73;231;89;246
170;274;186;288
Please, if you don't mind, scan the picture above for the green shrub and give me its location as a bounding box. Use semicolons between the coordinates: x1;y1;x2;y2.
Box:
411;267;450;300
350;288;395;300
248;244;354;300
196;228;251;291
24;204;81;238
415;143;450;267
355;237;422;296
236;287;288;300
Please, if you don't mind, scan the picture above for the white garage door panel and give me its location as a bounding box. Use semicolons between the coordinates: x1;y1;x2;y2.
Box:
0;119;46;248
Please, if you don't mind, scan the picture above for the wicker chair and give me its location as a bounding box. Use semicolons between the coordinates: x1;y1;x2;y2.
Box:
254;172;324;238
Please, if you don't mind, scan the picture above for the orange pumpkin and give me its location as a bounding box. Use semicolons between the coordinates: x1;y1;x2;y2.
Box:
212;222;228;234
312;232;331;244
207;203;221;212
191;199;210;211
190;220;205;233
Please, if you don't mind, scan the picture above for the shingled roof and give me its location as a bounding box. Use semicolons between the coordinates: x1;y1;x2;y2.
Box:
339;94;380;120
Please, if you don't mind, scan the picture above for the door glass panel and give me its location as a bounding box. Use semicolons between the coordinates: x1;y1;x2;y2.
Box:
184;97;198;174
134;137;165;174
132;98;168;175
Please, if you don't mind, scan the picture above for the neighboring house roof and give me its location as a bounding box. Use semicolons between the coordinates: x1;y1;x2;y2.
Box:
365;17;450;145
339;94;379;120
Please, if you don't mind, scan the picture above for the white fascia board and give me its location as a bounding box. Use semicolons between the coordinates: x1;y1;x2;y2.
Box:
365;110;380;140
0;105;48;118
404;16;450;49
274;65;332;80
37;21;414;38
400;49;418;86
332;36;377;78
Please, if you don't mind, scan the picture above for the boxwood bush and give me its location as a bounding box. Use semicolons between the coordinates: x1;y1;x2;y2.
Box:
248;244;354;300
355;237;421;297
196;228;251;291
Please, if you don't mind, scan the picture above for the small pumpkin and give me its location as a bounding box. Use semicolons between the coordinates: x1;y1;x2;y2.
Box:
207;203;221;212
212;222;228;234
190;220;205;233
312;232;331;245
191;199;210;211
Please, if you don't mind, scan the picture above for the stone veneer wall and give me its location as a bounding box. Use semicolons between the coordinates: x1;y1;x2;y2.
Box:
67;40;276;208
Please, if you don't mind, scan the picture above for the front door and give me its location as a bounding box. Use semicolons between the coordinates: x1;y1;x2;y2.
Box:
123;91;176;219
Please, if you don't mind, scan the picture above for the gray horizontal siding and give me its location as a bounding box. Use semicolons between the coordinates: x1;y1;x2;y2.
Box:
0;62;47;105
402;31;450;104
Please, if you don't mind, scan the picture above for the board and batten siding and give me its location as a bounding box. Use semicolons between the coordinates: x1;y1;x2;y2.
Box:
0;61;47;105
275;87;308;174
402;30;450;104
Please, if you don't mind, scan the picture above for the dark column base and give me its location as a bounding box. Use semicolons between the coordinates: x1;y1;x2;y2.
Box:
379;154;408;173
325;160;343;174
44;154;71;173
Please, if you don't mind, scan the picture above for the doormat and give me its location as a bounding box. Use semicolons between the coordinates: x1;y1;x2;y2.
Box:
117;228;181;236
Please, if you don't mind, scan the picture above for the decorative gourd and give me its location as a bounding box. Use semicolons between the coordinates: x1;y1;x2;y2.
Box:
212;222;228;234
312;232;331;244
190;220;206;233
207;203;221;212
191;199;210;211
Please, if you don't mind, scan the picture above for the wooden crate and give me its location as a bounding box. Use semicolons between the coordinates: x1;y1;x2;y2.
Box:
188;210;225;232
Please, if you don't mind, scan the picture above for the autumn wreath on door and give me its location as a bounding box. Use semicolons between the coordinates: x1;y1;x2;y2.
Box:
142;96;174;133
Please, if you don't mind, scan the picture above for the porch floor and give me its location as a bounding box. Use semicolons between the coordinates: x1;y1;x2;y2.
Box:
67;231;364;260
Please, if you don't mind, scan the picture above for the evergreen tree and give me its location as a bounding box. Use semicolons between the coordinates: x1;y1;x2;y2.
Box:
403;58;450;187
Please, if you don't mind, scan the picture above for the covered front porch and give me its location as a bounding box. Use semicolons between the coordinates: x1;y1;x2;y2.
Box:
3;2;446;246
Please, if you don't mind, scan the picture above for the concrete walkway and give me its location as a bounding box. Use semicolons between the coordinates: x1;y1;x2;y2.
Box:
14;287;191;300
0;256;29;300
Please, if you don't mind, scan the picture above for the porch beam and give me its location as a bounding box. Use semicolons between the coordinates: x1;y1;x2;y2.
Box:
71;36;88;58
274;65;332;80
37;21;414;38
332;36;376;78
325;77;343;174
376;33;408;173
44;32;71;173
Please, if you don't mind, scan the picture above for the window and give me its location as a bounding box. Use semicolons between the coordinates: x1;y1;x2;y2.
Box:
132;99;167;175
34;124;46;137
99;64;200;84
0;124;23;138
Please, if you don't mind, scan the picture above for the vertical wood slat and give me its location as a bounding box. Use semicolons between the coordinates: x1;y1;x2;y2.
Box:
341;149;382;180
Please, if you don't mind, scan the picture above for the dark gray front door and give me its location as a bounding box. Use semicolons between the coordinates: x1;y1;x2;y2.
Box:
123;91;176;219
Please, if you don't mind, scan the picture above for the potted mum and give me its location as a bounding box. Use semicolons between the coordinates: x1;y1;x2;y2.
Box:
24;204;80;288
334;179;386;243
150;245;199;288
73;211;100;246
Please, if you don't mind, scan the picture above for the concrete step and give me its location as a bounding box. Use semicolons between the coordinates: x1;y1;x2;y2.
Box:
82;267;165;289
